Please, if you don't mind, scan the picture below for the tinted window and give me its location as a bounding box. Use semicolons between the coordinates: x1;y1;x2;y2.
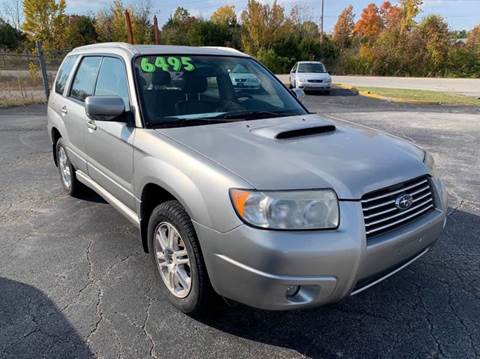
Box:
55;55;77;95
69;57;102;102
298;63;326;73
134;55;306;127
95;57;130;108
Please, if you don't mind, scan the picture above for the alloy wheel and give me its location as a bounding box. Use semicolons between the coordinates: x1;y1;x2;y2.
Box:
58;146;72;189
154;222;192;298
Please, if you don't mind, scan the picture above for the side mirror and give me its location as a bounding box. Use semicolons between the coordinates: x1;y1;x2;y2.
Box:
85;96;126;122
292;88;305;102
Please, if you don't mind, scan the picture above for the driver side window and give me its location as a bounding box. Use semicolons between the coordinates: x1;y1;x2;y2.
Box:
95;57;130;110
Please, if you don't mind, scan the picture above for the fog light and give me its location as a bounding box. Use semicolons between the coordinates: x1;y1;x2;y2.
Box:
286;285;300;298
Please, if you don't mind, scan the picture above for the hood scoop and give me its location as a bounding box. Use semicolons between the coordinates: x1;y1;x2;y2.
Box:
252;121;336;140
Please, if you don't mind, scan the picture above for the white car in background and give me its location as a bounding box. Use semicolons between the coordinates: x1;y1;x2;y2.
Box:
229;64;261;90
290;61;332;94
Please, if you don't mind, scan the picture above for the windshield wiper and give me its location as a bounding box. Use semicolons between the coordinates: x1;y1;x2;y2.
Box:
150;118;232;128
213;110;299;121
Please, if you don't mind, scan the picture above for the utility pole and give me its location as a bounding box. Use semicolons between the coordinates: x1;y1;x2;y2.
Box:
153;15;161;45
320;0;324;42
36;41;50;100
125;9;134;44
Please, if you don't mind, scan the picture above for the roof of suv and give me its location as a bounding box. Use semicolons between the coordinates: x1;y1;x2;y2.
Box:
70;42;250;58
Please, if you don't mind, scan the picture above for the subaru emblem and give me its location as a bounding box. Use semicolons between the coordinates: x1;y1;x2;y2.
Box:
395;194;413;210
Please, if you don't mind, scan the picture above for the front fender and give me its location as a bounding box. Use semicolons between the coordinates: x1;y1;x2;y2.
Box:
133;130;249;232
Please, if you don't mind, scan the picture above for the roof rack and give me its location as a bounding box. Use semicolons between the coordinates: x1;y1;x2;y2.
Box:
201;46;244;55
71;42;136;53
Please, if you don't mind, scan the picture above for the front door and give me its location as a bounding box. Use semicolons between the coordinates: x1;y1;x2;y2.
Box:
84;56;136;210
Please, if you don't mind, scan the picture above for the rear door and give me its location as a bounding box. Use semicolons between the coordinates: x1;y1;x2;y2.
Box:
63;56;102;172
48;55;89;171
84;56;136;210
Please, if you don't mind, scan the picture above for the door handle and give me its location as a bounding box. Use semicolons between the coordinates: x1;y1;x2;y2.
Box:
60;106;68;115
87;120;97;130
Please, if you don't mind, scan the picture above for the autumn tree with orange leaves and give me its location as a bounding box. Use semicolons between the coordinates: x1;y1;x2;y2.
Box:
353;3;384;40
333;5;355;48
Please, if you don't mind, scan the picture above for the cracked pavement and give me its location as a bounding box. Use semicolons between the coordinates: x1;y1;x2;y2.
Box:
0;92;479;358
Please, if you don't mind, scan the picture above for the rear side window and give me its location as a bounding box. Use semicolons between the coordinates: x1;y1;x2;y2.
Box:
95;57;130;108
69;57;102;102
55;56;77;95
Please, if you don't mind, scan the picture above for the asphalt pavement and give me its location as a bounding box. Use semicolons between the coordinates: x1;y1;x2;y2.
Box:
1;91;479;358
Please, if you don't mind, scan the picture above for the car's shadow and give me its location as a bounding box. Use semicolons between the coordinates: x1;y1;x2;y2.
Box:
0;277;93;358
306;87;358;97
73;184;107;204
195;208;480;357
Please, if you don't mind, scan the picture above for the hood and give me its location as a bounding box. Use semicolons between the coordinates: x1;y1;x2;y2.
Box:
297;72;331;81
157;114;427;199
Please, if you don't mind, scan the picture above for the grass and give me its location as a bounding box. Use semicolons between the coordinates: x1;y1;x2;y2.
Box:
0;97;45;108
0;73;49;107
354;86;480;106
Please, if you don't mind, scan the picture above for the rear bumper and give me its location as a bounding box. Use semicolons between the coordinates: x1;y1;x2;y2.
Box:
195;178;447;310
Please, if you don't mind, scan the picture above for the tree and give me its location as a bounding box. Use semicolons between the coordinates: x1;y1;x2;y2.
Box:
353;3;383;40
0;18;24;50
417;15;449;76
186;20;232;46
380;1;401;30
172;7;194;24
467;25;480;50
95;9;113;42
23;0;67;52
94;0;152;44
211;5;237;27
131;1;153;44
333;5;355;48
400;0;422;32
65;15;97;49
240;0;292;55
162;7;197;45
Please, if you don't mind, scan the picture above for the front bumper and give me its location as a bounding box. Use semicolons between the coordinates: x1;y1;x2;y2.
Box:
194;178;447;310
297;82;331;91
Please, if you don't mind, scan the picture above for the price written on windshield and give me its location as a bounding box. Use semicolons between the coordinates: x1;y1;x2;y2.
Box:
141;56;195;73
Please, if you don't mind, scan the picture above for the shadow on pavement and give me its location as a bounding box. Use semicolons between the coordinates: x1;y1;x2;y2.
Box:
73;184;107;204
197;208;480;357
306;87;358;97
0;277;93;359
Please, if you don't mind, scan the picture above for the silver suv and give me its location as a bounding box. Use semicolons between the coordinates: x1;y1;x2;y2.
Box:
47;43;448;314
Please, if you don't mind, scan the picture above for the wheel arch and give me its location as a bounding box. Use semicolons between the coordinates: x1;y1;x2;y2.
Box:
139;183;178;253
51;127;62;166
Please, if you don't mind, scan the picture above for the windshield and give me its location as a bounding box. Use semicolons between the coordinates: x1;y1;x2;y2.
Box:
134;55;306;128
298;63;326;73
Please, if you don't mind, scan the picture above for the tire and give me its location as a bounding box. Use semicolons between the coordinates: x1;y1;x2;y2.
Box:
55;138;83;196
148;200;214;315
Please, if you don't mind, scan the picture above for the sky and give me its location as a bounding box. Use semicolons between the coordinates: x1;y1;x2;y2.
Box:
3;0;480;31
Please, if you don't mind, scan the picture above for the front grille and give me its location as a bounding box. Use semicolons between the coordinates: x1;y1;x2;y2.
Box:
308;79;323;83
361;176;435;239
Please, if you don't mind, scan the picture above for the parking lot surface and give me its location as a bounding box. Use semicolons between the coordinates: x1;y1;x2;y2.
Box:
1;91;479;358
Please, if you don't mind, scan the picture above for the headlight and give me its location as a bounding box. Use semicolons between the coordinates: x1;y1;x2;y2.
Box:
423;151;437;176
230;189;339;230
